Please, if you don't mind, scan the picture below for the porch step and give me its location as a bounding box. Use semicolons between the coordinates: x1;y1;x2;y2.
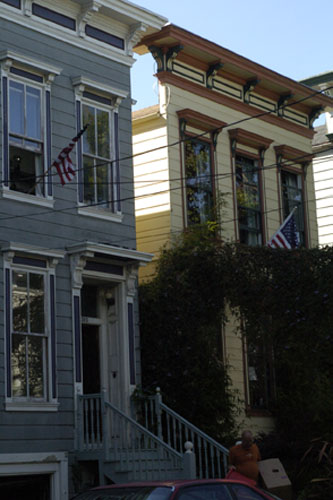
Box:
103;449;184;483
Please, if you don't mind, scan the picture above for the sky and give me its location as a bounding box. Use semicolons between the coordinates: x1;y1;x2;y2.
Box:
131;0;332;125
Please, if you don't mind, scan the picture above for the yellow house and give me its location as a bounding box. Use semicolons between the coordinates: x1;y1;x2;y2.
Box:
132;25;333;435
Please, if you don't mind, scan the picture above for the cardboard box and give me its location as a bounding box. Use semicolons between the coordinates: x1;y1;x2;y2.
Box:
259;458;292;500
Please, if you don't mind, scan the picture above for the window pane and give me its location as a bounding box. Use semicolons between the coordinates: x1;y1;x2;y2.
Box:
97;163;109;206
28;336;44;398
10;146;41;195
83;105;96;155
83;156;95;204
26;86;41;139
12;334;27;397
12;271;28;332
97;109;110;158
9;81;24;135
30;274;45;334
185;139;213;225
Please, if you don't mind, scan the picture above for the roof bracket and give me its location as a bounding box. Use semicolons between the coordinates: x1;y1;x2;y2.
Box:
206;62;223;88
309;106;323;128
277;93;294;116
243;78;259;103
166;44;184;71
149;45;164;72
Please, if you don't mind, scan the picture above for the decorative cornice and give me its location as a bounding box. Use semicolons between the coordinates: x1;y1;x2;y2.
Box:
157;71;315;139
228;128;273;150
72;75;128;106
274;144;313;164
177;108;227;132
0;50;61;84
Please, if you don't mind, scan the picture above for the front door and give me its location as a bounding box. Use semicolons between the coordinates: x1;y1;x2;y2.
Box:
82;324;101;395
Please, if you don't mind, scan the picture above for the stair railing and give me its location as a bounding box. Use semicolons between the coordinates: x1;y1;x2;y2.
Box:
77;393;184;481
133;388;229;479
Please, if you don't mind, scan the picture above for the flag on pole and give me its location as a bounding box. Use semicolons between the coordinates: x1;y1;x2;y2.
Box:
53;125;88;185
267;207;299;249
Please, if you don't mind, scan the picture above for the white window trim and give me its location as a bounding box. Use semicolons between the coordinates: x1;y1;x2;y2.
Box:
0;452;68;500
1;51;61;203
73;76;127;218
0;50;61;84
3;244;65;409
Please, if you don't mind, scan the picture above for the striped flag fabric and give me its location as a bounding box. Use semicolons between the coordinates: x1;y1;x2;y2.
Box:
53;125;88;185
267;207;299;249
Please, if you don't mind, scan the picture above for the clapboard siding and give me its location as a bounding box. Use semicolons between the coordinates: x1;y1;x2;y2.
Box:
0;13;137;457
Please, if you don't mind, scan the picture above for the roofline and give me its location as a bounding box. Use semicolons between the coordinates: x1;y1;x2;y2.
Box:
136;24;333;108
300;71;333;88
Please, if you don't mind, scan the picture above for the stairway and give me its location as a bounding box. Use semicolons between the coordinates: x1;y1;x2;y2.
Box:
75;391;229;483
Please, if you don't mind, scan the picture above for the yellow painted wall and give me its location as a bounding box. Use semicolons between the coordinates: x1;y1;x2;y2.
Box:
132;71;318;437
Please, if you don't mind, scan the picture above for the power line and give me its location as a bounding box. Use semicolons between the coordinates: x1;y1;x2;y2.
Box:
12;84;333;190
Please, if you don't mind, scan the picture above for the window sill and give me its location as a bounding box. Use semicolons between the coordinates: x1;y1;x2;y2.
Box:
5;401;59;412
2;189;54;208
78;206;123;222
245;407;272;418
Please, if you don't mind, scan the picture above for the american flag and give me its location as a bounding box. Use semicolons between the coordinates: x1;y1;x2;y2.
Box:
267;208;299;249
53;125;88;185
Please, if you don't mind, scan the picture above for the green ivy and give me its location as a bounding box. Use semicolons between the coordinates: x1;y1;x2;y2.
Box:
139;227;333;452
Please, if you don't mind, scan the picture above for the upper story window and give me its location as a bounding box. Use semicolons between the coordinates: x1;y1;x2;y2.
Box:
72;77;128;218
177;109;226;228
1;51;61;202
236;155;262;246
229;128;273;246
281;170;305;246
82;102;112;208
275;144;308;247
9;78;43;195
185;137;214;225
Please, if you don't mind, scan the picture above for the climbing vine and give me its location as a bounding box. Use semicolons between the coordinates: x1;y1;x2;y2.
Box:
139;226;333;450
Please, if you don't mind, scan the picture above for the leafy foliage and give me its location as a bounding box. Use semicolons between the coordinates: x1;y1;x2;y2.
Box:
139;228;333;482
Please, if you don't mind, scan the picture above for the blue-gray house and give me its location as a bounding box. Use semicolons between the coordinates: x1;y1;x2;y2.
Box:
0;1;168;497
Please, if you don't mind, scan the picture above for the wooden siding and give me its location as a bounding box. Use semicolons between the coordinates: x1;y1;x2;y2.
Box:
133;73;319;432
313;150;333;246
0;17;137;455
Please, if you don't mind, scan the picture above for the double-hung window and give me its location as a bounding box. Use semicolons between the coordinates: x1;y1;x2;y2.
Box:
8;78;43;195
73;77;128;217
4;247;63;410
185;137;214;225
1;52;61;200
281;170;305;246
11;269;47;399
236;155;262;245
82;102;112;208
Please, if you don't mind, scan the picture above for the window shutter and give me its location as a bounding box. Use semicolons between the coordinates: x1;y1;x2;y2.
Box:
50;274;57;398
46;90;52;196
74;295;82;383
128;302;135;385
76;100;84;203
5;268;11;397
114;112;121;212
2;76;9;187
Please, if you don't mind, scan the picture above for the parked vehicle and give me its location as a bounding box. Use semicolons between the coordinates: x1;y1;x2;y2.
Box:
72;479;283;499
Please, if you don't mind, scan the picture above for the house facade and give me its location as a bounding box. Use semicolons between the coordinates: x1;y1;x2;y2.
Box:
132;25;333;434
0;1;166;498
301;72;333;246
